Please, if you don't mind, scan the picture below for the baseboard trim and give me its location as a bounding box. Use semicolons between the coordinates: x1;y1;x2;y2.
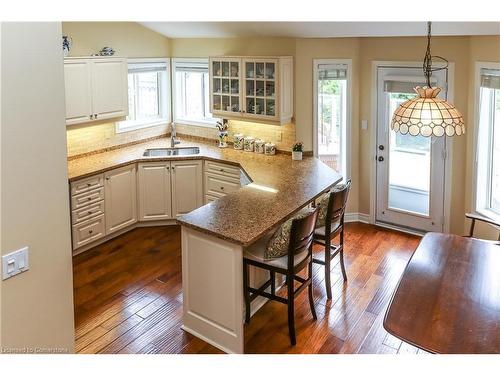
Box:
181;324;236;354
345;212;370;224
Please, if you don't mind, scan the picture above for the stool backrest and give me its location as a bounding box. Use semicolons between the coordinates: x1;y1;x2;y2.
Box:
326;179;351;231
287;207;320;269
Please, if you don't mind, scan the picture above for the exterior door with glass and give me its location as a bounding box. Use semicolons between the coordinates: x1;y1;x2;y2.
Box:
376;66;447;232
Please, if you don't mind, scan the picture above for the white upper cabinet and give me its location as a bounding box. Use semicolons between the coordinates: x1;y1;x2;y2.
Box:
64;60;92;125
91;59;129;121
209;56;293;125
171;160;203;217
104;164;137;234
64;57;128;126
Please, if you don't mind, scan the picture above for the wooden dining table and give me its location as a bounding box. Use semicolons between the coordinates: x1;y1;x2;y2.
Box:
384;232;500;354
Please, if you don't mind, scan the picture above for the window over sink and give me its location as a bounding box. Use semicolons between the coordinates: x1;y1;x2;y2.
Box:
172;58;217;127
117;58;171;133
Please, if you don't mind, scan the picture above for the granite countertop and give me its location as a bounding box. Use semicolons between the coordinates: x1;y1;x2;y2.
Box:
67;137;342;247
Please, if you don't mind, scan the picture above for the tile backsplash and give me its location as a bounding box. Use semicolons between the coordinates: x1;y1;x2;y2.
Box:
176;120;296;151
66;121;169;157
66;119;296;158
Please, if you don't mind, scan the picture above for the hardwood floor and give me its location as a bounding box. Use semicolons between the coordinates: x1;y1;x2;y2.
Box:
73;222;425;354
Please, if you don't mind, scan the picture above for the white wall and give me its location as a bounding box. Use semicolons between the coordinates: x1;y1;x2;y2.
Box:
1;22;75;353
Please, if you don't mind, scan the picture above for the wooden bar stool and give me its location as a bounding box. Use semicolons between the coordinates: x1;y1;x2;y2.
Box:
243;207;319;346
313;180;351;300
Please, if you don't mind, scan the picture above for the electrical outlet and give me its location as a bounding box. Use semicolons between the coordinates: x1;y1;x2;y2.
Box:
275;131;282;142
2;247;29;280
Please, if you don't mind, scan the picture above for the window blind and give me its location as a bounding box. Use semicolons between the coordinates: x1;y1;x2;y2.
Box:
480;68;500;90
383;76;437;94
174;61;208;73
128;62;167;74
318;64;347;80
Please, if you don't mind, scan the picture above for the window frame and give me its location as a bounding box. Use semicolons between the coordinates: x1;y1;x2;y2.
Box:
116;58;171;134
472;61;500;222
171;58;217;128
312;59;352;181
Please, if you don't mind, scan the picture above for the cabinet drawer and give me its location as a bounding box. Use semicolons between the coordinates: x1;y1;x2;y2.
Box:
205;173;240;196
71;200;105;224
72;214;105;250
71;187;104;209
71;174;103;196
204;160;240;179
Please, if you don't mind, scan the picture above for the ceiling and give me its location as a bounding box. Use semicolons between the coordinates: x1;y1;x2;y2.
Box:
140;22;500;39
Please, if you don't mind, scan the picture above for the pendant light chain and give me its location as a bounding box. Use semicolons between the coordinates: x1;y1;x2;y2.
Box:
423;21;433;87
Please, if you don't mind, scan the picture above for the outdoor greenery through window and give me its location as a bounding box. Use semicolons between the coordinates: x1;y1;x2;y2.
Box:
173;59;214;126
476;67;500;217
117;60;169;132
317;63;347;176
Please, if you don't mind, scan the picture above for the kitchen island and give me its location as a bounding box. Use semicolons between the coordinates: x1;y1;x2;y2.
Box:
67;136;342;353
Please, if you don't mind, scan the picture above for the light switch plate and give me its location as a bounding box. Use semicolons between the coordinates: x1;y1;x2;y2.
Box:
361;120;368;130
2;246;29;280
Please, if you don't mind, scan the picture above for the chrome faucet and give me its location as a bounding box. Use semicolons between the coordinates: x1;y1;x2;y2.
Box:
170;122;181;148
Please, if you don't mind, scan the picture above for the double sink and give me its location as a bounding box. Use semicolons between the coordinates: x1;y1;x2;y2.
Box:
143;147;200;157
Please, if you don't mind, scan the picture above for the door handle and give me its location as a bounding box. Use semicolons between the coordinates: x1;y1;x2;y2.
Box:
378;145;385;150
378;156;384;162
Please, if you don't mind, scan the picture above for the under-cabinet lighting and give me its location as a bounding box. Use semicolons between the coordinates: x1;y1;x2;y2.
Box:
247;183;278;193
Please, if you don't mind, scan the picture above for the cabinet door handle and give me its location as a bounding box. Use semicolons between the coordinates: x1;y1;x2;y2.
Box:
172;167;175;171
221;186;224;190
90;114;94;119
106;177;110;180
94;114;98;119
166;166;170;170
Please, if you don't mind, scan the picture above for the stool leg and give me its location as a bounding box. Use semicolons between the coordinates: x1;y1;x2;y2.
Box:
339;246;347;282
308;259;317;320
287;276;296;345
339;228;347;282
324;237;332;300
270;270;276;296
243;261;250;324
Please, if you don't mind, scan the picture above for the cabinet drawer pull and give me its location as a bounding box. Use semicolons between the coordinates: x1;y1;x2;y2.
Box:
221;186;224;190
89;230;93;234
87;197;92;201
87;183;92;187
220;168;224;172
87;211;93;214
106;177;110;180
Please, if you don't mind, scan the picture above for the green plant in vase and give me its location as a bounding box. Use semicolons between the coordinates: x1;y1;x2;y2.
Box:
292;141;303;161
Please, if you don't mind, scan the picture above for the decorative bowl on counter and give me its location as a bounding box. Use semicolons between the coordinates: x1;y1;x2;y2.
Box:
254;139;265;154
233;134;244;150
264;142;276;156
243;137;255;152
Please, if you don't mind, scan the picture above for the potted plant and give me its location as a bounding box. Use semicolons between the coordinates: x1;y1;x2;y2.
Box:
216;119;228;148
292;141;303;160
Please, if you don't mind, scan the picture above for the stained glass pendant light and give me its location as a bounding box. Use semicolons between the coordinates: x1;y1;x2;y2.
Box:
391;22;465;137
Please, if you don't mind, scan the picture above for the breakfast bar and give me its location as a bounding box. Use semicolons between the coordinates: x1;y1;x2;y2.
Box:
175;143;342;353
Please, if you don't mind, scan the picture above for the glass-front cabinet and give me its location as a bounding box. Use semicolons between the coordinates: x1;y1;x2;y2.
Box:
243;58;277;120
210;57;241;116
209;56;293;125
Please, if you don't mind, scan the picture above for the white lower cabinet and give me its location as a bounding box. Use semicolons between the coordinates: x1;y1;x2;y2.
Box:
72;214;106;249
171;160;203;217
104;164;137;234
70;159;237;253
138;162;173;221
